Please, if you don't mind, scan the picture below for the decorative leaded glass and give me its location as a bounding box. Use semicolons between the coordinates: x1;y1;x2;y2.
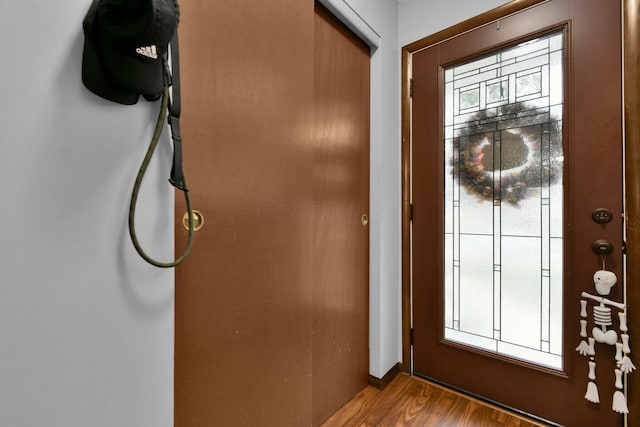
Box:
443;31;564;369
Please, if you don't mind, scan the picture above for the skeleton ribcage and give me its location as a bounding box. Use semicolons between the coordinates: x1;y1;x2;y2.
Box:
594;305;612;326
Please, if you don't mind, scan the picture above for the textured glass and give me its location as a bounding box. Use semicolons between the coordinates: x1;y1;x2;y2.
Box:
443;32;564;370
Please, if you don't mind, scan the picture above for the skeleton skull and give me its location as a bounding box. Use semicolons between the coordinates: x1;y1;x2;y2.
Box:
593;270;617;296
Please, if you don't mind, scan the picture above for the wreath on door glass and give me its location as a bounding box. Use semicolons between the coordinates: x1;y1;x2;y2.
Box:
451;102;563;206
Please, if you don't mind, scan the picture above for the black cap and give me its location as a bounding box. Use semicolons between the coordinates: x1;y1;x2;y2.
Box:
82;0;179;105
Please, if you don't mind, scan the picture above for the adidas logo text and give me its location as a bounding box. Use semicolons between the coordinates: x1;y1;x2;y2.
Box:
136;45;158;59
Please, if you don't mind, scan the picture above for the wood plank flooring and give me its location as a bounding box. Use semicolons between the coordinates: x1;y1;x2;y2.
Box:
321;374;548;427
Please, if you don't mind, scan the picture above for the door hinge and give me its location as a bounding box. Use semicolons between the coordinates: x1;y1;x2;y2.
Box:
409;78;414;97
409;328;414;346
409;203;414;221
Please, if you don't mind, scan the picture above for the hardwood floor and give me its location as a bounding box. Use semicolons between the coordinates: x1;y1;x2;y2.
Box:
321;374;548;427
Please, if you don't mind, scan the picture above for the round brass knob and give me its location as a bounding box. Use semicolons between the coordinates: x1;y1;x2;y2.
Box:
182;210;204;231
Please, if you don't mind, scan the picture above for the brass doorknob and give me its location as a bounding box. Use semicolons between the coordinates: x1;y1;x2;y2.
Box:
361;214;369;226
182;210;204;231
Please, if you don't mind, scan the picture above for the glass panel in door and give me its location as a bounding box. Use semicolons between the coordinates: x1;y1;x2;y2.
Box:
443;32;564;369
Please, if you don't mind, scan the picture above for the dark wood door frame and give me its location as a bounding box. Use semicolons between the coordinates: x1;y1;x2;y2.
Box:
401;0;640;424
623;0;640;424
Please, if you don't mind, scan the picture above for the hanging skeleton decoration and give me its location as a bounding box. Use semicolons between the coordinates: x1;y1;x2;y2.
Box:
576;267;635;413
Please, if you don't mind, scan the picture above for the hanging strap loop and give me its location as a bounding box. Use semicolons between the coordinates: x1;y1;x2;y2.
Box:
128;33;195;268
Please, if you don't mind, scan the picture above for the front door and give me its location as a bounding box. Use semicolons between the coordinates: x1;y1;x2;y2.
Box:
410;1;623;425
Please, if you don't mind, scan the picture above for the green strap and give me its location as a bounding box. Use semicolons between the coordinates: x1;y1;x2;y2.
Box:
128;78;195;268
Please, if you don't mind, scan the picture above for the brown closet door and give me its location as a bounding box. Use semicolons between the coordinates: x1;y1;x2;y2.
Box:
312;3;370;425
175;1;369;426
174;1;315;425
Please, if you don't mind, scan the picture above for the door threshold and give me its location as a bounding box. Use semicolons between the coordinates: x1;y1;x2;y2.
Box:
413;373;561;427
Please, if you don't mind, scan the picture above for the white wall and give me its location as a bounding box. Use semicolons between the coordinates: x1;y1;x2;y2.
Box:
399;0;508;46
0;2;174;426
